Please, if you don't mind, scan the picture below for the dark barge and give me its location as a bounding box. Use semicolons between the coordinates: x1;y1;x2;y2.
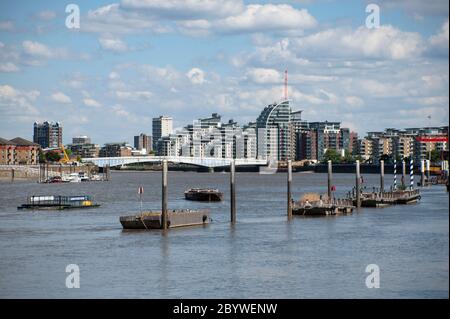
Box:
184;188;224;202
355;189;421;207
292;194;354;216
120;209;210;229
18;195;101;210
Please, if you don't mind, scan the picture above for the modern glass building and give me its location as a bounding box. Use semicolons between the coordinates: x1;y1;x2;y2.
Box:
256;100;292;161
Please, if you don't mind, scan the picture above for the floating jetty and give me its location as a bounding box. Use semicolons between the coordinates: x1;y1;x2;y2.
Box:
184;188;224;201
120;209;210;229
292;193;354;216
17;195;100;210
292;198;354;216
354;189;421;207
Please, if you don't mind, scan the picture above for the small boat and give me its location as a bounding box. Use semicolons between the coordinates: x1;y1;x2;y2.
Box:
18;195;101;210
46;176;68;183
120;209;210;229
184;188;224;202
90;174;103;181
62;173;81;183
78;172;90;182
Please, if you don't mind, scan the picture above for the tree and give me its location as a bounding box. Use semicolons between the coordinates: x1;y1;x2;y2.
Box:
322;149;342;163
45;151;61;163
430;149;441;163
343;149;355;163
38;150;47;163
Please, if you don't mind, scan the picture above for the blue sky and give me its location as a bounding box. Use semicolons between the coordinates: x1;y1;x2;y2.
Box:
0;0;448;145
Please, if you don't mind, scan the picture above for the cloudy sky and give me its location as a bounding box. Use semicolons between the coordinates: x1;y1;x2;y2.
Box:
0;0;448;145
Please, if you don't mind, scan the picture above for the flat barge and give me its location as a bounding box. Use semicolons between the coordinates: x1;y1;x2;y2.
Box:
292;195;354;216
355;189;421;207
18;195;100;210
184;188;224;202
120;209;210;229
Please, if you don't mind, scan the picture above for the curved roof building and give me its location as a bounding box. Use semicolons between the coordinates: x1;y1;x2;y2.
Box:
256;100;292;161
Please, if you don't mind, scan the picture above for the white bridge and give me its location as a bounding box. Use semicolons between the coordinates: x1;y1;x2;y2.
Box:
81;156;268;168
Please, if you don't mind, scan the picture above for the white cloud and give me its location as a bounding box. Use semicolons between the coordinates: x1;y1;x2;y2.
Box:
292;25;425;60
99;36;129;52
83;98;102;107
85;2;316;37
121;0;244;19
0;85;40;120
215;4;317;34
0;62;19;72
345;96;365;108
51;92;72;104
245;68;282;84
22;40;54;58
85;3;164;34
429;19;449;53
186;68;206;84
109;71;120;80
115;90;153;100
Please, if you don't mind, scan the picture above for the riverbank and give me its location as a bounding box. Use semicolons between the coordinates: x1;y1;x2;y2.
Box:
0;164;97;182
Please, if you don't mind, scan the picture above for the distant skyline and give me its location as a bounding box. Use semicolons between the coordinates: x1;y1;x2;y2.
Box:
1;0;448;145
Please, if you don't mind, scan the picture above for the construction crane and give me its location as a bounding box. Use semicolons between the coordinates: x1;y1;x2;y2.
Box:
59;144;70;164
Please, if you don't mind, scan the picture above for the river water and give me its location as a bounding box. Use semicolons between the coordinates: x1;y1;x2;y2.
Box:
0;171;448;298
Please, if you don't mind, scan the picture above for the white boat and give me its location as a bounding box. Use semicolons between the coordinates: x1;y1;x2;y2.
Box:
67;173;81;183
78;172;89;182
90;174;103;181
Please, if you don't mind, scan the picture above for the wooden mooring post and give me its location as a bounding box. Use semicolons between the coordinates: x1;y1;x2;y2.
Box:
230;159;236;224
161;160;168;230
11;168;14;182
105;164;111;181
287;160;292;220
421;160;425;186
327;160;333;199
380;160;384;193
356;160;361;209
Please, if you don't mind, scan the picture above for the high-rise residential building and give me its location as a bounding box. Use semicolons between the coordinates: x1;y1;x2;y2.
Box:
358;126;448;163
349;132;359;155
155;113;257;160
308;121;344;161
256;100;292;161
152;116;173;152
134;133;152;153
33;121;62;149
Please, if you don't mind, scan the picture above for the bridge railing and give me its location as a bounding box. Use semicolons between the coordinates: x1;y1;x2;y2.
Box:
81;156;267;168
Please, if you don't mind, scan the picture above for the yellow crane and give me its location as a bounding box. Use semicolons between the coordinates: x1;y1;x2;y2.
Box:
59;144;70;164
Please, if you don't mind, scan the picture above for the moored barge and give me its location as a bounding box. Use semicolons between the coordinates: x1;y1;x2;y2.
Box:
184;188;224;202
120;209;210;229
18;195;101;210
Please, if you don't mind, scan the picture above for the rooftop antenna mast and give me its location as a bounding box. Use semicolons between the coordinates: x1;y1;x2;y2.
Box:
284;69;288;101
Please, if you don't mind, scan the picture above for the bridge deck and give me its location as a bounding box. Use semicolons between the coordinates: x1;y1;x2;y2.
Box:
81;156;267;168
